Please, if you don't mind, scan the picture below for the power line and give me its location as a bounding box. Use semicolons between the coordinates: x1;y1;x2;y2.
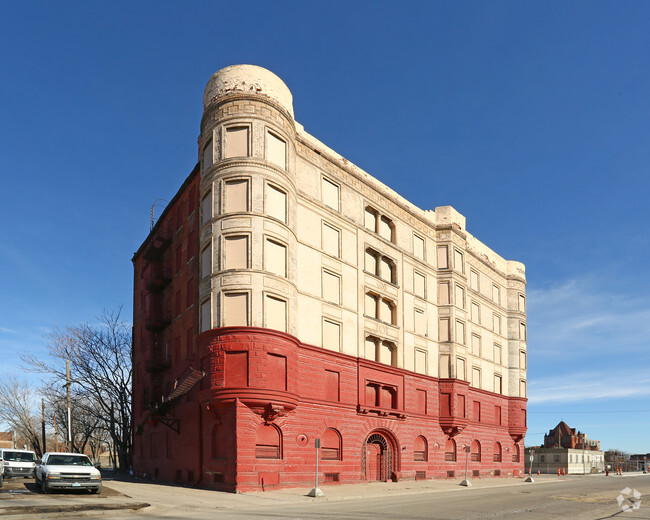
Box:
529;410;650;414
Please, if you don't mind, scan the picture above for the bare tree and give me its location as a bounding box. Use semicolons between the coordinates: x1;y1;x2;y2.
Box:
0;377;44;456
22;309;132;473
46;392;101;455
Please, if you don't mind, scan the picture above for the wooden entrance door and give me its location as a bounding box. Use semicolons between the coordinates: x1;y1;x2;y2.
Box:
366;442;383;481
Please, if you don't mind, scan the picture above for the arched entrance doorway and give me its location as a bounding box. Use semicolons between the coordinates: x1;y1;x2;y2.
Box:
362;432;395;482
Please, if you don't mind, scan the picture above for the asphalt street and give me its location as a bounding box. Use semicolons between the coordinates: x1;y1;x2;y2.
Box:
1;473;648;519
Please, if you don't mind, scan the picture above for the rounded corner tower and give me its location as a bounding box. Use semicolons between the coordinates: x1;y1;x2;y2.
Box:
198;64;299;340
202;64;294;119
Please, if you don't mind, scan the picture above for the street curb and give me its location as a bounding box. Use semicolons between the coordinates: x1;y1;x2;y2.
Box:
0;501;150;516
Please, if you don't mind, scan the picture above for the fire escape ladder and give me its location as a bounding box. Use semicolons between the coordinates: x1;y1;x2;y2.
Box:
136;368;205;434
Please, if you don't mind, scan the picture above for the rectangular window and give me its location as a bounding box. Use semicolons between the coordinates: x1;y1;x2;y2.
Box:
264;239;287;277
322;319;341;351
201;190;212;225
470;270;479;291
414;308;427;336
439;354;450;378
364;207;377;231
267;353;287;391
200;299;211;332
365;293;378;319
473;400;481;421
322;223;340;258
266;131;286;169
322;177;339;211
415;349;427;374
494;375;503;394
201;245;212;279
225;126;249;158
224;235;248;270
495;405;502;424
493;313;501;335
414;271;426;299
379;298;395;325
416;389;427;414
225;351;248;387
265;184;287;222
413;234;425;260
224;179;249;213
437;245;449;269
456;357;466;380
322;270;341;304
364;249;377;274
202;137;213;168
492;284;501;305
438;318;450;342
471;334;481;356
324;370;340;401
378;341;395;366
471;301;480;323
455;320;465;345
454;249;464;273
520;322;527;340
365;336;377;361
519;350;527;369
438;282;450;305
454;284;465;309
518;294;526;312
264;295;286;332
223;292;248;326
520;379;527;398
471;367;481;389
494;344;502;364
378;216;393;241
379;256;394;283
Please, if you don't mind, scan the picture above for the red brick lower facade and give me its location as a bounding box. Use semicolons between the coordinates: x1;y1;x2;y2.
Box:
133;327;526;491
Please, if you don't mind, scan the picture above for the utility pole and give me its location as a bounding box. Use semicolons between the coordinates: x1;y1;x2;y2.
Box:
582;433;586;475
41;398;46;454
53;413;59;452
66;360;72;452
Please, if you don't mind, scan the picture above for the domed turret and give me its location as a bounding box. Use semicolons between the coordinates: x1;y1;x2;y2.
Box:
203;64;294;118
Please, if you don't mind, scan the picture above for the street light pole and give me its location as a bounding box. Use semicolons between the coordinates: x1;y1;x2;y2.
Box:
460;443;472;487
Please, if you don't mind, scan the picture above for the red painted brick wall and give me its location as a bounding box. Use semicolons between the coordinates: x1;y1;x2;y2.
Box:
133;325;526;491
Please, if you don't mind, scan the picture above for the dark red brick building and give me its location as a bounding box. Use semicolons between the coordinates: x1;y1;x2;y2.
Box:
132;65;528;491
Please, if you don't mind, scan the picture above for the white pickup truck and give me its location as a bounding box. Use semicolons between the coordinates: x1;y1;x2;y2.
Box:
35;452;102;494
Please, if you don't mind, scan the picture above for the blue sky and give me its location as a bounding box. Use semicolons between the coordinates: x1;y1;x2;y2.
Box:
1;1;649;453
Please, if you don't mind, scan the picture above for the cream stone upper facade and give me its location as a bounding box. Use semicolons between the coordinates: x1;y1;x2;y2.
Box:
198;65;527;399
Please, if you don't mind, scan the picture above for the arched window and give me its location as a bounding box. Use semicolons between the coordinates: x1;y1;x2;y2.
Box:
471;440;481;462
493;442;502;463
321;428;342;461
512;444;520;463
445;439;456;462
414;436;428;461
255;424;282;459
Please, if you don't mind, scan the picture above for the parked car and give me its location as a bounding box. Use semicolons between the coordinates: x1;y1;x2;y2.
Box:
35;452;102;494
0;449;4;487
0;448;37;481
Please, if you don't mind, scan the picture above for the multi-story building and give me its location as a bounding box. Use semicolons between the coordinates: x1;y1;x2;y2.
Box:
132;64;528;491
526;422;604;474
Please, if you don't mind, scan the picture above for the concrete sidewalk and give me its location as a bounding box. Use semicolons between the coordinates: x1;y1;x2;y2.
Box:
1;472;641;517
